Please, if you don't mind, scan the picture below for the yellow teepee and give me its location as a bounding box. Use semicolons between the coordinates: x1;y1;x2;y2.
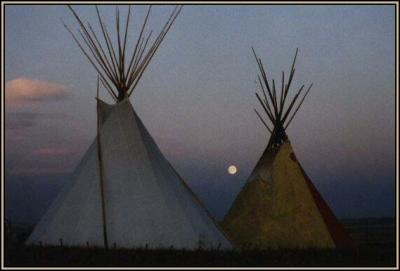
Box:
222;49;353;249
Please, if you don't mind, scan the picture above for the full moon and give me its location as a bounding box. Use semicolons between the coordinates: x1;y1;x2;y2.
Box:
228;165;238;175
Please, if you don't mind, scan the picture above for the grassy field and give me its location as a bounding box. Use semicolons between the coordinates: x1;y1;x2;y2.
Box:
4;217;396;267
4;245;396;267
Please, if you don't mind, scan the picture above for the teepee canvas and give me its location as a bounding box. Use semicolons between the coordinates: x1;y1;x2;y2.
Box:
27;5;231;250
221;49;352;249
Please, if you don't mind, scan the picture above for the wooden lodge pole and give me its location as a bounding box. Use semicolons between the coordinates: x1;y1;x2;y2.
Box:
96;76;109;249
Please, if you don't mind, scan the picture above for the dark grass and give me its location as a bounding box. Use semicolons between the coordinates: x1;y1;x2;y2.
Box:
4;218;396;267
4;243;396;267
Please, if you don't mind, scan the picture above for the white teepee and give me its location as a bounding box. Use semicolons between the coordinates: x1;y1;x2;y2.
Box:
27;99;231;249
26;5;231;250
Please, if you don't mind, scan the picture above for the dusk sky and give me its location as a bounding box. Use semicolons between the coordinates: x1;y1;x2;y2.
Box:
4;4;396;224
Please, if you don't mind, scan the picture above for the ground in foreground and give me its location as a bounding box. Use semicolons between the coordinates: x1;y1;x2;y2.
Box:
5;244;395;267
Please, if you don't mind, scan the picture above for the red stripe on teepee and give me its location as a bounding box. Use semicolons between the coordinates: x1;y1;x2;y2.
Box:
291;153;354;248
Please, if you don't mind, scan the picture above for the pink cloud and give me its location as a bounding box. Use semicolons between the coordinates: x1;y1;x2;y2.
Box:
7;167;72;175
6;146;80;176
5;77;70;107
33;147;74;157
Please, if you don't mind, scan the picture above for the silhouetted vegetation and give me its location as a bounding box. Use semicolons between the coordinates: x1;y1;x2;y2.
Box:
4;218;396;267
